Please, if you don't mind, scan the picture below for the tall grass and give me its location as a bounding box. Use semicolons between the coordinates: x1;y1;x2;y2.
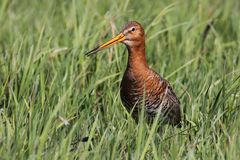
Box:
0;0;239;159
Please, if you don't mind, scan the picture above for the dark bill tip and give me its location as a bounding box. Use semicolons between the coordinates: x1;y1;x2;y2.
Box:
85;46;101;56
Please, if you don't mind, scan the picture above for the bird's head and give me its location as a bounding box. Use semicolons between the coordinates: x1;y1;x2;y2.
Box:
86;21;145;56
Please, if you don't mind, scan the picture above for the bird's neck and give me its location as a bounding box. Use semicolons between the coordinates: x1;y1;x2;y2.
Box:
126;43;148;71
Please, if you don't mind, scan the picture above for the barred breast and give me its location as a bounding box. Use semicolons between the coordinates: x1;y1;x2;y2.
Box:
120;69;181;127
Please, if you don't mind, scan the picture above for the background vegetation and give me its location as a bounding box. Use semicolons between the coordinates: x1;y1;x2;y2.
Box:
0;0;239;159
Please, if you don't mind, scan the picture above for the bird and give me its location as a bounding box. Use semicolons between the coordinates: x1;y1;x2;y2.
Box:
86;21;181;127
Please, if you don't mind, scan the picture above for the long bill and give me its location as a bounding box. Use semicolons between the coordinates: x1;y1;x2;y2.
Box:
85;33;126;56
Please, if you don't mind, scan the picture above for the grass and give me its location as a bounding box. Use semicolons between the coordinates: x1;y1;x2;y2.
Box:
0;0;240;159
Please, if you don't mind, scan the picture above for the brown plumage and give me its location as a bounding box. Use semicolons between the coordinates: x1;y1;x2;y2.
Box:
86;21;181;127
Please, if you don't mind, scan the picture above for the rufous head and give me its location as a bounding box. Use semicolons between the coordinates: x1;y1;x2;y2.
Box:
86;21;145;56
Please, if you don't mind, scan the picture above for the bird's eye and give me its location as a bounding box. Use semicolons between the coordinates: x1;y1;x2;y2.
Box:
131;27;136;32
